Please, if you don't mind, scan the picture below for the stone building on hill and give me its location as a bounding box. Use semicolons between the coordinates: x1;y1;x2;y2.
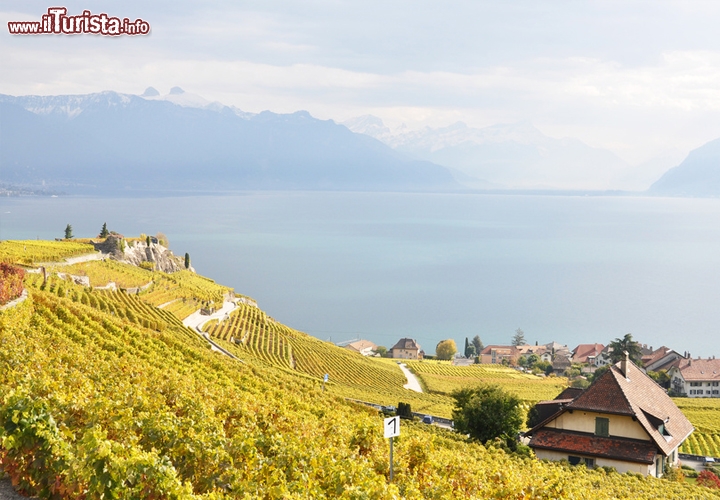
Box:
526;354;693;477
390;338;423;360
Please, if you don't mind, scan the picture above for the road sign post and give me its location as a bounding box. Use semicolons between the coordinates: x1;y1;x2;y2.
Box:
384;416;400;481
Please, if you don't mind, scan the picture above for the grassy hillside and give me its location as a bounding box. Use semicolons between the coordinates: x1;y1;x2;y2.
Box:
1;240;719;498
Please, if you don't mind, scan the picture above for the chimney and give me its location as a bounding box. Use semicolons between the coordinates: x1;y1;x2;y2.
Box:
621;351;629;377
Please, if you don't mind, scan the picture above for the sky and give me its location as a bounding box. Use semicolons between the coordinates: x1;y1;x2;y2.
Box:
4;1;720;165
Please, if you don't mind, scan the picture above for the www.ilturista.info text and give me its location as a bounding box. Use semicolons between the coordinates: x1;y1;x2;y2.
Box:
8;7;150;36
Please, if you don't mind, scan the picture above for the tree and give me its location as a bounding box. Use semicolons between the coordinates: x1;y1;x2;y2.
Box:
64;224;73;239
156;232;168;247
99;222;109;238
147;236;152;247
608;333;642;365
525;353;539;368
648;369;671;389
436;339;457;360
511;328;526;346
184;252;191;269
375;346;387;357
472;335;484;354
452;385;524;445
465;344;476;358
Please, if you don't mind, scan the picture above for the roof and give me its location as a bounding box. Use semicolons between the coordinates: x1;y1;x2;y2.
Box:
515;345;547;355
480;345;517;356
552;354;572;369
390;338;420;351
529;428;657;464
529;359;694;457
671;357;720;382
641;346;672;366
572;343;605;364
554;387;584;400
344;340;377;352
545;341;569;352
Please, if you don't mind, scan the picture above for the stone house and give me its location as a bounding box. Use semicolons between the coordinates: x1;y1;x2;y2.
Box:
390;338;422;360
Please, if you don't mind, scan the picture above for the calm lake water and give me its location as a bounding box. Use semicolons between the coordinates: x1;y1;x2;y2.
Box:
2;191;719;357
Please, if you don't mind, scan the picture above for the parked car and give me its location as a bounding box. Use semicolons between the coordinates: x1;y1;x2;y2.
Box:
422;415;434;425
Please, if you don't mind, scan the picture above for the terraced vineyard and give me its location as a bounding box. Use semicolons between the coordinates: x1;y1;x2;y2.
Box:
675;398;720;457
2;239;720;498
44;258;231;320
405;360;569;403
53;259;154;289
3;268;720;497
0;239;95;265
204;305;455;416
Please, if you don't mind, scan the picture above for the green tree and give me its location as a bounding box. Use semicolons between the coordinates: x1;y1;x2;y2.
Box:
147;236;151;247
608;333;642;365
472;335;484;354
465;344;476;358
525;353;539;368
648;369;671;389
99;222;109;238
589;365;609;383
64;224;73;239
511;328;526;346
184;252;190;269
436;339;457;360
452;385;524;445
375;346;387;357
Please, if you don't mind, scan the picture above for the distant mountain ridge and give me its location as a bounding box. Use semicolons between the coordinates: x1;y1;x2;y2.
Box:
0;89;458;193
649;137;720;196
343;116;656;191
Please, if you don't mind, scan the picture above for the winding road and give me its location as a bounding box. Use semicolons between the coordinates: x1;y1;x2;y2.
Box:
398;363;423;392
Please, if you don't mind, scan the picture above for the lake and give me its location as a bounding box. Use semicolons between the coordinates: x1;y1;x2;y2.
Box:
2;191;719;357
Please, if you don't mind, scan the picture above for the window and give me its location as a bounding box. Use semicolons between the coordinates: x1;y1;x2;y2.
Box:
690;382;702;387
595;417;609;437
568;456;581;465
584;458;595;468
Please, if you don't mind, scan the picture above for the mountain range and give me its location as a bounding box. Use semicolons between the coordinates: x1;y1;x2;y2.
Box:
342;116;675;191
0;88;457;193
2;87;720;195
649;137;720;197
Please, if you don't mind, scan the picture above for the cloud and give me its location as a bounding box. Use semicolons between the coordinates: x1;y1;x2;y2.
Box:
5;2;720;163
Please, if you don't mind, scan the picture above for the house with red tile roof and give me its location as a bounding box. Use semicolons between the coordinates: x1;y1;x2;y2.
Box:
479;345;518;364
571;343;605;365
668;357;720;397
642;346;685;373
390;338;422;360
526;354;693;477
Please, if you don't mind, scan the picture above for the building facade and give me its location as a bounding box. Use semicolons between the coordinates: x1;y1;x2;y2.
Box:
527;356;693;477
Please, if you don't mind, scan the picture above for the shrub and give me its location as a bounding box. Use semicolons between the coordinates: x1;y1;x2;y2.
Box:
697;470;720;489
0;263;25;305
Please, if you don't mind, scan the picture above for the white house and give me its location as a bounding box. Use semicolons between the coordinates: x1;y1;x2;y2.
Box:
668;357;720;397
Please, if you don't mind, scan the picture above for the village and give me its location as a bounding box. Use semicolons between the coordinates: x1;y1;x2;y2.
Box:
341;336;720;399
341;335;720;478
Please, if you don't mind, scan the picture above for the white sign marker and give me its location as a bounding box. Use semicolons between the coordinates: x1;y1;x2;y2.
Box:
384;416;400;438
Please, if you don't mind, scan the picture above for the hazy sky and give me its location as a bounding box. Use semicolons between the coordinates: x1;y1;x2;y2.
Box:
4;1;720;164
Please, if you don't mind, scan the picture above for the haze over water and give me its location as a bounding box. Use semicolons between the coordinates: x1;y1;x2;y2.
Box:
2;192;719;357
